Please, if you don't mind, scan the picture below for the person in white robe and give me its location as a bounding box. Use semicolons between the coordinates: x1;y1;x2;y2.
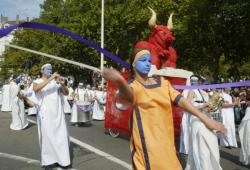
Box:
33;64;70;168
1;83;11;112
10;83;29;130
185;75;223;170
63;80;72;114
26;82;37;116
219;87;238;148
0;88;2;107
179;89;191;154
9;77;19;111
92;86;106;120
238;94;250;165
70;83;91;124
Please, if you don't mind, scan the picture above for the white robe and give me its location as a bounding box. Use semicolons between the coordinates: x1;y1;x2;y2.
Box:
10;88;29;130
179;89;190;154
0;90;2;106
71;88;92;123
92;90;106;120
9;81;18;110
239;107;250;165
185;89;222;170
219;92;238;147
63;87;73;114
34;79;70;166
26;83;37;116
185;117;222;170
1;84;11;112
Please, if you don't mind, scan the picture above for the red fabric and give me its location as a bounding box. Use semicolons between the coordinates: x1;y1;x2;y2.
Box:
104;72;132;133
135;25;177;69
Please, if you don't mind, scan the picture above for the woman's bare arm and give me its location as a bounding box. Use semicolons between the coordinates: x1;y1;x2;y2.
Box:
102;68;133;104
178;97;227;133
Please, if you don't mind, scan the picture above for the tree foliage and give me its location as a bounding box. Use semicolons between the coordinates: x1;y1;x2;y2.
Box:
1;0;249;83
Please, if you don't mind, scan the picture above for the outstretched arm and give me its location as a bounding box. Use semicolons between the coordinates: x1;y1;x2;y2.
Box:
102;68;134;105
178;97;227;133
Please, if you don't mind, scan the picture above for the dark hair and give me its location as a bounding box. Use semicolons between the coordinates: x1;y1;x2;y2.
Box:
20;84;25;90
246;94;250;101
64;79;68;86
190;75;201;80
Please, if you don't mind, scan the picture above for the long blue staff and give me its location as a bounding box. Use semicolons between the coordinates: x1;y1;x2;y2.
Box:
0;22;130;69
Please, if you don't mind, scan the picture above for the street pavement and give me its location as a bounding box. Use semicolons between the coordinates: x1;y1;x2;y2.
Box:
0;111;250;170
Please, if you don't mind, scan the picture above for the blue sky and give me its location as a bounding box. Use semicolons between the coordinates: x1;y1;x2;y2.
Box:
0;0;44;21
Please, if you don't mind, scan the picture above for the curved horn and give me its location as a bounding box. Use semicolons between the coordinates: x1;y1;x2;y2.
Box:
148;7;157;29
167;13;174;30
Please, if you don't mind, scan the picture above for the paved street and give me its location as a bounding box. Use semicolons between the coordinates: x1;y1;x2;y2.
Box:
0;111;249;170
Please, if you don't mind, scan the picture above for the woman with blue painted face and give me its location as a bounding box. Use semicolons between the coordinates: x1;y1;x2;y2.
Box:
33;64;71;169
102;49;227;170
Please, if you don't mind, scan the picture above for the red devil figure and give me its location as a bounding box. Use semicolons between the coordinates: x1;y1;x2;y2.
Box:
135;7;177;71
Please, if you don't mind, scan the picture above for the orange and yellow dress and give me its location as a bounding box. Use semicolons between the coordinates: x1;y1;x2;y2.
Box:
129;77;183;170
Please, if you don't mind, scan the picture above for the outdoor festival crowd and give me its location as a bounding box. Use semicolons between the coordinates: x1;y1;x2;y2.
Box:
0;72;107;126
0;64;249;170
178;75;250;170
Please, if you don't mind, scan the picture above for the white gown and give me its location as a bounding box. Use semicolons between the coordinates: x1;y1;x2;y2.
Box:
92;90;106;120
71;88;92;123
185;89;222;170
179;89;190;154
10;88;29;130
26;83;37;116
1;84;11;112
239;107;250;165
9;81;18;110
63;87;73;114
219;92;238;147
0;90;2;106
34;79;70;166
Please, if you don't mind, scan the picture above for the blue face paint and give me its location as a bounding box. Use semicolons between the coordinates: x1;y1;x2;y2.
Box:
190;79;199;85
135;54;151;75
43;67;52;78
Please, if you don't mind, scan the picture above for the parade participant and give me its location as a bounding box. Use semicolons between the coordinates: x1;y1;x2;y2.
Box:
179;76;208;155
67;83;75;109
239;94;250;165
70;82;90;125
62;79;72;114
26;82;37;116
9;76;18;110
33;64;71;168
0;88;2;108
219;87;238;148
1;80;11;112
10;81;29;130
92;85;106;120
179;88;191;155
185;76;223;170
84;84;94;103
102;49;227;170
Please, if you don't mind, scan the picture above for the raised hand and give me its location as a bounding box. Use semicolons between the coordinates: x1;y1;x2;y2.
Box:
49;72;60;81
101;68;125;84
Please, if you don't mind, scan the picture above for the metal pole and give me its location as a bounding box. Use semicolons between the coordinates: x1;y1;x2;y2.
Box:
5;43;100;72
100;0;104;89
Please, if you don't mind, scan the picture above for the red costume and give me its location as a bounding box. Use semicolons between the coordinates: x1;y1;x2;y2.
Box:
135;9;177;69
